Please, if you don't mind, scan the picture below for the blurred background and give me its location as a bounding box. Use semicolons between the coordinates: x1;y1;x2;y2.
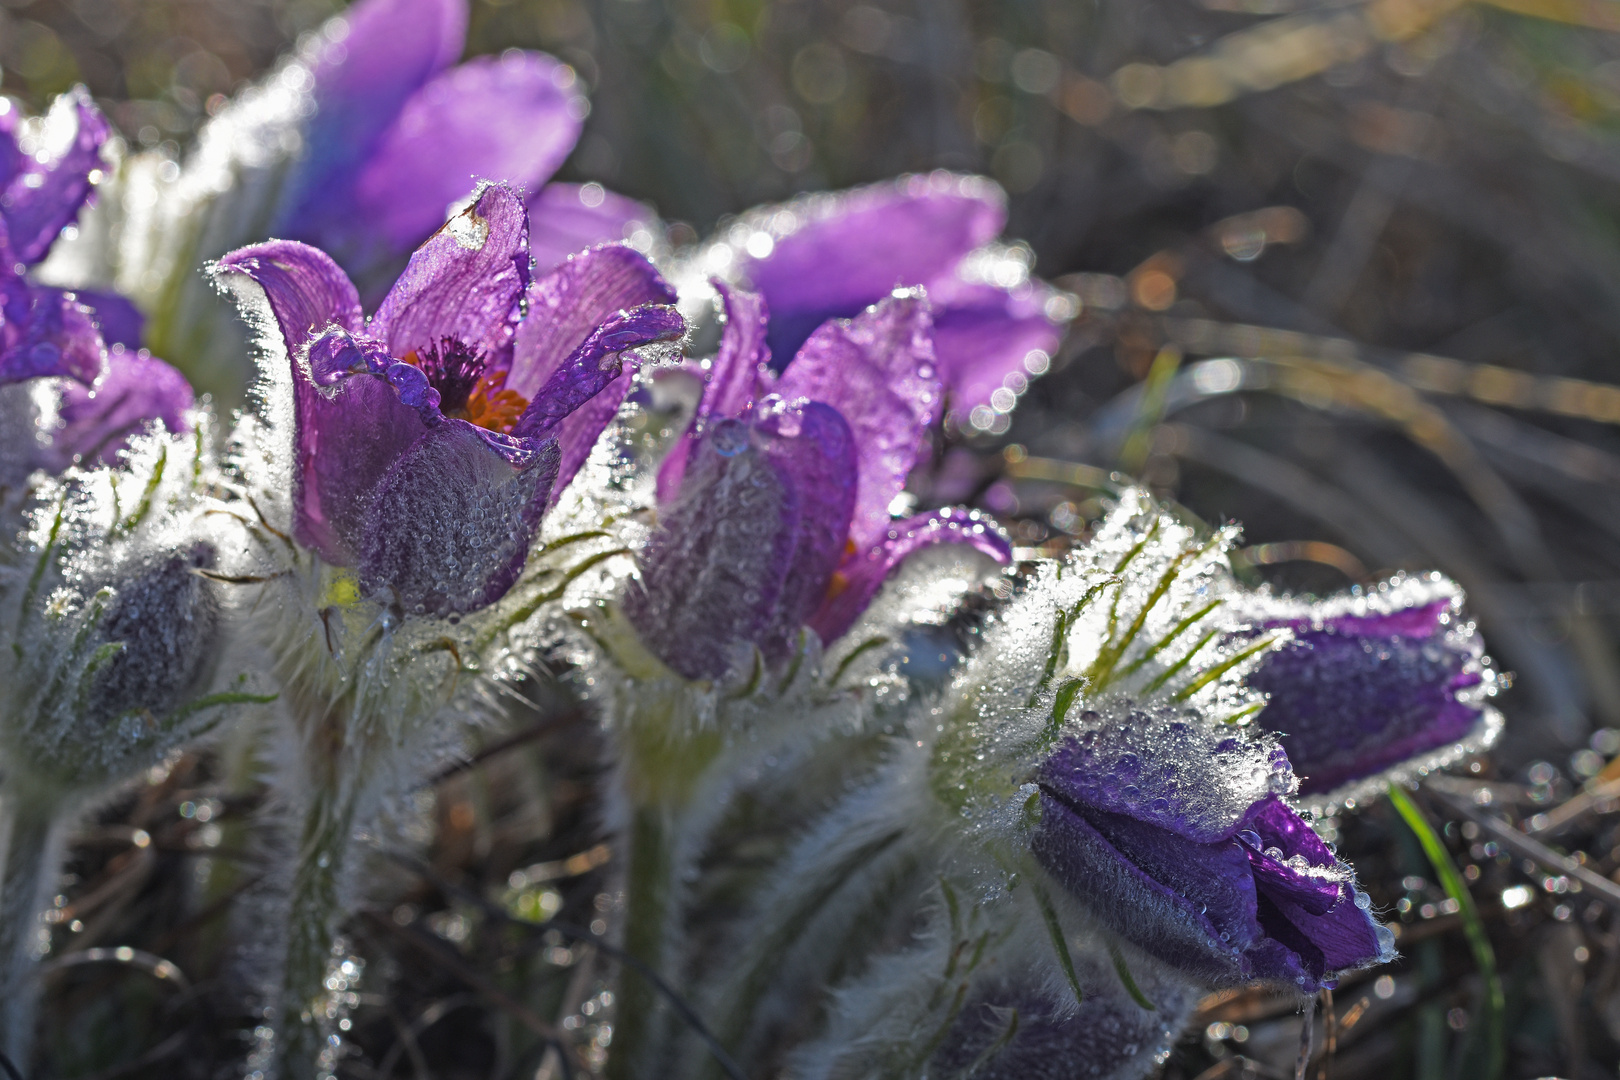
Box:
9;0;1620;1076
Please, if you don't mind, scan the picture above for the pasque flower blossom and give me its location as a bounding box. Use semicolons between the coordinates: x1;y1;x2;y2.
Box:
218;182;681;616
0;92;193;479
689;174;1070;426
625;283;1009;679
1244;575;1501;807
279;0;647;279
1032;703;1393;992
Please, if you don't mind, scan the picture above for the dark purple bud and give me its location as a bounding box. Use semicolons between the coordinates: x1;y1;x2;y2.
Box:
625;402;856;680
86;543;221;729
1245;579;1499;800
1032;702;1392;991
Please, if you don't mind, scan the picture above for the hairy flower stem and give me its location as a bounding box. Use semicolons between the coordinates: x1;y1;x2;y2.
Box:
270;723;368;1080
0;786;68;1065
607;805;675;1080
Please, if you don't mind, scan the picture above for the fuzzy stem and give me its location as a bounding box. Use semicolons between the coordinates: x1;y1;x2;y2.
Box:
0;788;68;1066
272;746;363;1080
606;804;675;1080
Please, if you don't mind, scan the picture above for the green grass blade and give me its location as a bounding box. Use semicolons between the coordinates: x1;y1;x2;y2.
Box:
1388;784;1503;1080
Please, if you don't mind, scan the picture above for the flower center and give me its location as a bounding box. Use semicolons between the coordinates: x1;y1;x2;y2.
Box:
402;337;529;434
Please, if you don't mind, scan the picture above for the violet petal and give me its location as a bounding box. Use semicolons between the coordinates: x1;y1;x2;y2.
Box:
0;281;105;387
807;507;1009;646
776;292;940;554
928;281;1063;417
74;290;144;350
358;418;560;617
509;303;684;441
753;401;857;658
369;183;531;362
43;346;193;471
0;90;109;267
741;182;1004;363
350;52;585;255
656;281;770;503
1249;601;1485;796
527;183;656;272
279;0;465;251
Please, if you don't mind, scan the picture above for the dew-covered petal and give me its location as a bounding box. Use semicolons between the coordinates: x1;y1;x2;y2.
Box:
213;240;365;342
807;507;1009;646
369;183;530;361
753;401;857;656
1249;611;1485;796
1036;704;1294;842
655;281;770;504
506;244;677;400
928;280;1063;417
775;292;940;554
1032;791;1262;986
0;281;105;387
740;180;1004;364
623;417;800;681
358;419;560;617
279;0;465;247
508;303;684;454
527;183;657;272
350;52;585;255
0;90;109;267
43;347;193;471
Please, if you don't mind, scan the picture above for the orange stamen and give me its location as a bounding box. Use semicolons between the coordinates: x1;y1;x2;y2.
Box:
463;374;529;434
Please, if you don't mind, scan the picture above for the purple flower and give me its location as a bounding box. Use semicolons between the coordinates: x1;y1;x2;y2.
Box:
625;283;1009;680
1245;577;1500;801
1031;703;1392;991
280;0;640;279
931;976;1193;1080
0;92;194;470
217;183;682;618
712;174;1069;425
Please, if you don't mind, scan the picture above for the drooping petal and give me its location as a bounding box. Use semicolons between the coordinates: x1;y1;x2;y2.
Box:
928;280;1064;418
213;240;365;343
527;183;657;272
753;401;857;656
506;244;678;400
776;292;940;554
1245;581;1497;800
0;90;110;267
358;416;560;618
738;178;1005;364
807;507;1009;646
623;418;800;680
508;303;684;442
42;347;193;471
655;281;770;504
369;184;530;361
350;52;585;255
279;0;466;248
0;281;105;387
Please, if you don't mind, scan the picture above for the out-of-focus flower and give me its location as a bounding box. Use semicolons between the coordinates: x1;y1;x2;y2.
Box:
0;91;193;481
625;283;1007;679
1244;575;1502;807
1032;702;1393;992
218;183;680;617
684;174;1072;426
278;0;644;279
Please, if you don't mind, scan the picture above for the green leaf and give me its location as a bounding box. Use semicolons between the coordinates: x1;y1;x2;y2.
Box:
1388;783;1503;1080
1032;882;1084;1006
